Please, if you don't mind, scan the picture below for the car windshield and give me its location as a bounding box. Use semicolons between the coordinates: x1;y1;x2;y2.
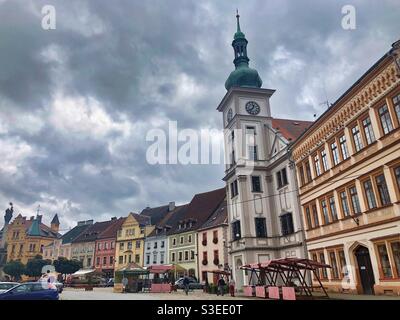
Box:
0;283;17;290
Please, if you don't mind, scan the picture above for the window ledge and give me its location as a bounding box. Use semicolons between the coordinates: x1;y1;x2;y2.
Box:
364;204;394;214
377;126;400;140
379;278;400;282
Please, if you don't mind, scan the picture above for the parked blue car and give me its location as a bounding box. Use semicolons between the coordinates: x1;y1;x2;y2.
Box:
0;282;59;300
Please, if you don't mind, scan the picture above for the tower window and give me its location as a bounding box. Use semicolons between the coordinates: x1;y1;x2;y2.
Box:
255;218;267;238
248;146;258;161
232;220;241;240
280;213;294;236
251;176;262;192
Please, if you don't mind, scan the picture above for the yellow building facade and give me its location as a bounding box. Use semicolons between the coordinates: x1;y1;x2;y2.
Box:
292;40;400;296
6;214;60;265
114;213;153;270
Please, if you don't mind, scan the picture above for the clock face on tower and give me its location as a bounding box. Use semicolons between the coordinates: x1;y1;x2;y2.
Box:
245;101;260;115
227;108;233;123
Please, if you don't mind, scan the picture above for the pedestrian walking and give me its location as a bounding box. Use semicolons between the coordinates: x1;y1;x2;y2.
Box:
183;275;190;295
217;277;226;296
229;278;235;297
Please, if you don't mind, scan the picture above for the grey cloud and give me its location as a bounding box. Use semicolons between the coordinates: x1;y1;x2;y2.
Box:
0;0;398;227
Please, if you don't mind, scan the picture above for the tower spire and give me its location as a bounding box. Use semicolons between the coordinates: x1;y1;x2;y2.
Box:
225;12;263;91
236;9;241;33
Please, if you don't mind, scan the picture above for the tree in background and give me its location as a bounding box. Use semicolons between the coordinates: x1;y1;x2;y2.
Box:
53;257;82;281
24;255;52;280
3;260;25;281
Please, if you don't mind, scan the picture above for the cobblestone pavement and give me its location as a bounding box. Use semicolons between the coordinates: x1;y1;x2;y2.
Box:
60;287;250;300
60;287;400;300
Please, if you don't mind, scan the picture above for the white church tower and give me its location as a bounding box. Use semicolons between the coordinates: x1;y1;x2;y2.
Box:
217;12;312;288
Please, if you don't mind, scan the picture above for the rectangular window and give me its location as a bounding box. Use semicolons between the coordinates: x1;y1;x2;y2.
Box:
363;179;377;209
172;238;176;246
127;242;132;250
255;217;267;238
329;196;338;221
393;93;400;124
349;186;361;214
160;253;165;264
190;250;195;260
213;230;218;241
252;176;262;192
110;256;113;265
146;254;150;265
119;256;123;264
135;254;140;263
184;251;189;261
331;142;340;166
299;166;305;186
378;105;394;135
377;244;392;278
96;257;100;266
171;252;175;262
248;145;258;161
161;241;165;248
339;135;350;160
320;200;330;224
305;207;312;229
277;168;288;188
180;236;184;244
214;250;219;262
395;166;400;192
390;242;400;277
305;161;312;182
312;205;319;227
314;154;321;176
338;250;347;278
230;180;239;198
375;174;391;206
119;243;124;250
232;220;241;240
321;150;329;171
362;117;376;145
340;191;350;217
352;125;364;152
188;235;192;243
280;213;294;236
329;251;339;279
153;242;158;249
103;257;107;265
136;241;141;249
319;253;328;279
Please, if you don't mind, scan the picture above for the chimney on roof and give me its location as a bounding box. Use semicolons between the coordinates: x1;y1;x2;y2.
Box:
111;217;117;221
168;202;175;212
86;220;94;225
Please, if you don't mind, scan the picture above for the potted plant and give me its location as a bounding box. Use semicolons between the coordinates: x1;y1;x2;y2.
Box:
213;238;218;244
202;259;208;266
213;258;219;266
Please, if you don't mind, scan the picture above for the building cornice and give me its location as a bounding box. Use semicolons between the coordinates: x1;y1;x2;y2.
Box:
293;57;400;162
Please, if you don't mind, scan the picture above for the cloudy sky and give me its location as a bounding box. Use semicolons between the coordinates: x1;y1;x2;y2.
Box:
0;0;398;230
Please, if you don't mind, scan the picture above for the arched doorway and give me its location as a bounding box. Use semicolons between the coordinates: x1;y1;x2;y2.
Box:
354;246;375;295
235;258;244;289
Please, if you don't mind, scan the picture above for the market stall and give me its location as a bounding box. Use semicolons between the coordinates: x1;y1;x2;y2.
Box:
114;263;149;293
240;258;331;299
147;265;175;293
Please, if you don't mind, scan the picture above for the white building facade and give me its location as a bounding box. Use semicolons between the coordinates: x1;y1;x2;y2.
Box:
217;14;311;289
